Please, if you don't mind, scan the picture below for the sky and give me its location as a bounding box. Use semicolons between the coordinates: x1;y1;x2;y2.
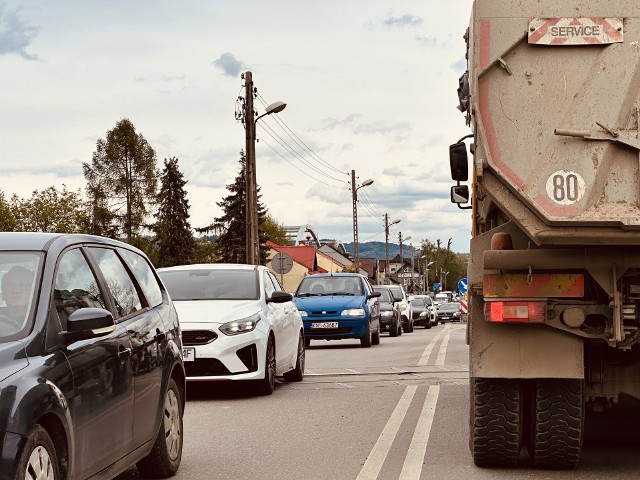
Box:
0;0;475;253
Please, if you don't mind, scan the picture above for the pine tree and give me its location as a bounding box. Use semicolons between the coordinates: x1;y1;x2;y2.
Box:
155;157;195;267
198;151;270;264
83;118;159;243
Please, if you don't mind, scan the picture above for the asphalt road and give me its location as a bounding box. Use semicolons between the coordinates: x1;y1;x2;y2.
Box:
118;322;640;479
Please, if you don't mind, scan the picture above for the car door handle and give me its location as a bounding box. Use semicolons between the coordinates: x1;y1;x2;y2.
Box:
118;347;132;359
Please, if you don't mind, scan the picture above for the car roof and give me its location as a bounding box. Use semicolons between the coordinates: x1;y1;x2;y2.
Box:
157;263;260;272
304;273;363;278
0;232;134;252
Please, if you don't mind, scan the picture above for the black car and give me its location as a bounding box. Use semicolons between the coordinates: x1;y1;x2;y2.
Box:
0;232;185;480
436;302;462;323
412;295;436;328
372;285;402;337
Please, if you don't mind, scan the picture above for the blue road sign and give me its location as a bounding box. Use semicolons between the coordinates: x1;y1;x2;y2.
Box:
432;282;441;292
458;278;468;294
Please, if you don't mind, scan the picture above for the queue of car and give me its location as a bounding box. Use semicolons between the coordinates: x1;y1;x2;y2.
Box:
0;233;465;480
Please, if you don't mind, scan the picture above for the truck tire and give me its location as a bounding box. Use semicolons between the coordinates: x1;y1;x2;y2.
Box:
470;378;522;467
527;379;584;469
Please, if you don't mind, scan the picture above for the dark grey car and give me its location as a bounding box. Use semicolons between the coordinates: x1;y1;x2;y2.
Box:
0;232;185;480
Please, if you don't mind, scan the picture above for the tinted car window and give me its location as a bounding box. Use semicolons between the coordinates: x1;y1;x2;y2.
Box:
88;247;142;317
118;248;163;308
0;253;42;339
160;269;259;300
373;288;392;302
54;249;106;329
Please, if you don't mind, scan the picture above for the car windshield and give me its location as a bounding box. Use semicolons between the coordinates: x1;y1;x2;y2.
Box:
412;298;425;307
297;276;363;296
439;302;460;312
0;253;43;342
159;269;259;300
373;288;392;302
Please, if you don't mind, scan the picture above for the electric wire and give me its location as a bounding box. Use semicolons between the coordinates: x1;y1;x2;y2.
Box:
256;93;350;176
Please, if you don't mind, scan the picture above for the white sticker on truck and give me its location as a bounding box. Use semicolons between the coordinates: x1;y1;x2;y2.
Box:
546;171;585;205
529;18;623;45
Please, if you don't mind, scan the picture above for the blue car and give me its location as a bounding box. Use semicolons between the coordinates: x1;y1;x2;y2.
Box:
293;273;381;348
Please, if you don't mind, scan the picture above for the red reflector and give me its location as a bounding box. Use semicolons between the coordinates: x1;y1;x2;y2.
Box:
485;301;545;323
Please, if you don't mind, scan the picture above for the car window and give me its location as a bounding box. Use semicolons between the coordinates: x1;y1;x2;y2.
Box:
297;276;363;296
54;249;106;329
267;272;283;292
159;269;259;300
118;248;163;308
263;271;276;298
413;298;425;307
374;288;392;302
0;253;42;340
88;247;142;318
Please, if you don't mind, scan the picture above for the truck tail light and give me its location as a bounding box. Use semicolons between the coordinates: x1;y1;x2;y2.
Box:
485;301;545;323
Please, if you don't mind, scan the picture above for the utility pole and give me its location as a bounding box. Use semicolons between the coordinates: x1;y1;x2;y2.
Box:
399;232;403;261
351;170;359;270
244;71;258;265
385;214;390;285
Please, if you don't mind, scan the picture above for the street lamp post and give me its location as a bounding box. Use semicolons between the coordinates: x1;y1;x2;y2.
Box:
444;271;450;291
422;257;434;294
243;71;286;265
384;214;401;285
352;171;373;271
398;233;411;263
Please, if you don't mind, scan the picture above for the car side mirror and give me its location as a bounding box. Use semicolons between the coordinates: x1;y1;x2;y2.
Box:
449;142;469;181
451;185;470;204
368;291;381;299
268;291;293;303
392;295;402;303
59;308;115;346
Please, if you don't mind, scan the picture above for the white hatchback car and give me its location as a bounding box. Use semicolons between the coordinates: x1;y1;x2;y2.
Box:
158;264;304;395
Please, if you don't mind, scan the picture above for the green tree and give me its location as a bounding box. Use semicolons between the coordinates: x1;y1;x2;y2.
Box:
11;186;89;233
198;151;269;264
83;118;159;243
262;213;287;246
0;190;17;231
154;157;195;267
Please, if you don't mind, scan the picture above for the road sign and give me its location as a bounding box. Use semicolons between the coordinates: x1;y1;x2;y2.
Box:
458;278;468;294
271;252;293;274
460;299;468;314
432;282;441;292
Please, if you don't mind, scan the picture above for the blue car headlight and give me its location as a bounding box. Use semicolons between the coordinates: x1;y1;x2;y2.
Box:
220;313;261;336
341;308;365;316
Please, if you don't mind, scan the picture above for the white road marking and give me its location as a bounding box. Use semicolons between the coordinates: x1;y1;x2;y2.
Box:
399;385;440;480
356;385;417;480
435;328;452;366
417;327;447;366
346;368;360;374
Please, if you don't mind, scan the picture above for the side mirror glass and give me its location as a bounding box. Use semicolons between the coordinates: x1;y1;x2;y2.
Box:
451;185;470;204
449;142;469;181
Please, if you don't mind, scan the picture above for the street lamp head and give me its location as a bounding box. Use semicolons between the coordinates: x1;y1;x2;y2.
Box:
265;101;287;115
390;219;401;226
361;179;374;187
403;235;412;242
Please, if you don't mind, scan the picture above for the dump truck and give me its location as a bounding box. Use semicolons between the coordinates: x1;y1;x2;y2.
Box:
450;0;640;469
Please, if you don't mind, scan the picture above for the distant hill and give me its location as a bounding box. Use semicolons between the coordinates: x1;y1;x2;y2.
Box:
343;241;405;260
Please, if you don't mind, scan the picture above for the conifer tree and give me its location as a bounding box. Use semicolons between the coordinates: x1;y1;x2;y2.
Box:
83;118;158;243
198;151;270;264
155;157;195;267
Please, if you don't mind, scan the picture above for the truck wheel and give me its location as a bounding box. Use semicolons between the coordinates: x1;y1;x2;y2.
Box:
470;378;522;467
527;379;584;469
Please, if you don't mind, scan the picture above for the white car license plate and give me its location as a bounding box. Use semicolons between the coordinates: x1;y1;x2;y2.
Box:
183;347;195;362
311;322;338;329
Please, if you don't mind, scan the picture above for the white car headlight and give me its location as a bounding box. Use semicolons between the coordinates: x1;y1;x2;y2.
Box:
220;313;261;336
419;311;427;317
342;308;365;316
381;311;393;318
298;310;308;316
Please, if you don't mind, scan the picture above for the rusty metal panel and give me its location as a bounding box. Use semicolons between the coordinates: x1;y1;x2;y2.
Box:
483;273;584;298
471;0;640;235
